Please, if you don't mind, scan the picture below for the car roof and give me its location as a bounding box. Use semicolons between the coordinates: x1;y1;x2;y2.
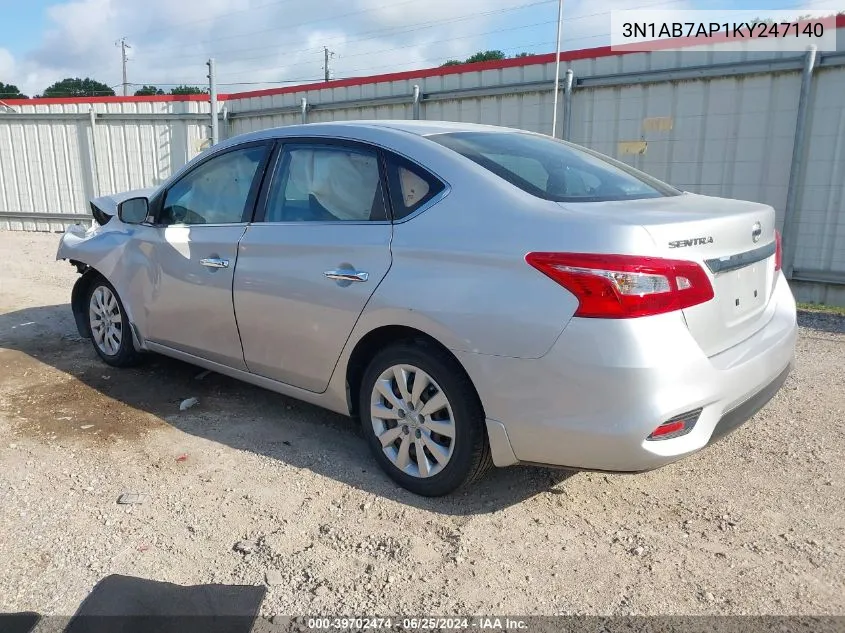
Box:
313;120;514;136
231;120;520;145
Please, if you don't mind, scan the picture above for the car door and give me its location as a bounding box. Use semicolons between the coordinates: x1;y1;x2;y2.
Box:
233;139;393;392
137;141;272;369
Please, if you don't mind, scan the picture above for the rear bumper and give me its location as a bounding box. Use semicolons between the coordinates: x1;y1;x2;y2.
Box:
457;272;798;471
708;362;792;446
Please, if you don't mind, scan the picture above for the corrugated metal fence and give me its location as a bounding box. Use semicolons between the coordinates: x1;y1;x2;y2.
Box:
1;23;844;303
0;99;210;230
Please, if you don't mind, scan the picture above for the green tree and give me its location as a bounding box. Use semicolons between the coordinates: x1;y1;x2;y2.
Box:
464;50;506;63
512;52;531;58
441;50;513;67
134;85;165;96
169;85;207;95
42;77;114;97
0;82;27;99
42;77;115;98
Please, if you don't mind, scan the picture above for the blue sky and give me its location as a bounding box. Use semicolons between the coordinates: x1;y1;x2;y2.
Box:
1;0;841;97
3;1;53;57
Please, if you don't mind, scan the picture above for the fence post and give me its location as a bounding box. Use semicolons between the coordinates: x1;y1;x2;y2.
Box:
782;45;817;279
207;58;219;146
301;97;308;124
88;107;100;197
412;85;421;120
562;69;574;141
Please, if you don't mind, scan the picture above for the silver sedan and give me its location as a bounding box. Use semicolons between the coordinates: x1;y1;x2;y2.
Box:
57;121;797;496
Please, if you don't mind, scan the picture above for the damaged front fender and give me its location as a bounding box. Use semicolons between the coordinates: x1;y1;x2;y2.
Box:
57;221;147;352
57;220;133;279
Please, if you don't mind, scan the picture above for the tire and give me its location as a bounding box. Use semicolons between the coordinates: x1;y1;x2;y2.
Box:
359;340;492;496
84;276;141;367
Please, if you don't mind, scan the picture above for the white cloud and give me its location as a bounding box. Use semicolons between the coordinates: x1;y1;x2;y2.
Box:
6;0;648;96
0;48;15;80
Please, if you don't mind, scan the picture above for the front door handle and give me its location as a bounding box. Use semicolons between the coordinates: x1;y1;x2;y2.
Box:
200;258;229;269
324;270;369;283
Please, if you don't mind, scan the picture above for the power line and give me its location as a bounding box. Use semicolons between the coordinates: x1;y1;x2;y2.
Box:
143;0;676;69
217;4;639;71
208;0;837;81
140;0;842;64
115;0;668;90
210;0;680;80
144;0;557;62
38;0;839;97
209;20;556;75
140;0;427;56
123;80;325;86
210;39;566;88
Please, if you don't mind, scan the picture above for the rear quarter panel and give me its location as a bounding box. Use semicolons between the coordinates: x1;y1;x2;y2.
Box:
355;155;658;359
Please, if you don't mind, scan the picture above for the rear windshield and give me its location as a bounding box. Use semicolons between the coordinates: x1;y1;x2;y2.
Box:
429;131;680;203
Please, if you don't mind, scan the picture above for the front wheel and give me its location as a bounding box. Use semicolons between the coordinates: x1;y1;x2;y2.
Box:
85;277;140;367
359;341;492;496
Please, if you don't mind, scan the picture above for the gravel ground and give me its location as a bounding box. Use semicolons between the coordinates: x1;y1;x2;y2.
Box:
0;230;843;619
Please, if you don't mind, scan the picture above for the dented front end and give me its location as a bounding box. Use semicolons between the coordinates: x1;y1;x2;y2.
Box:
56;214;143;348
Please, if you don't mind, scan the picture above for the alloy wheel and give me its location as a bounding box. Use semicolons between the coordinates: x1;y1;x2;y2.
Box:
88;285;123;356
369;364;456;478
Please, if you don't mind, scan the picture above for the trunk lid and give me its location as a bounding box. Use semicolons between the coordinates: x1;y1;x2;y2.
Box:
558;192;778;357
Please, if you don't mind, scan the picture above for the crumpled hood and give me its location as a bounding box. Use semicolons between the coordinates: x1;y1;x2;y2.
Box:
90;187;157;225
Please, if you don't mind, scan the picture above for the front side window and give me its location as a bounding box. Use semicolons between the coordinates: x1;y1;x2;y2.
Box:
161;145;268;225
265;145;386;222
429;131;679;203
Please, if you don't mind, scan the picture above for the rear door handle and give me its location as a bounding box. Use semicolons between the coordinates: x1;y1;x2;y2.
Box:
324;270;369;282
200;258;229;269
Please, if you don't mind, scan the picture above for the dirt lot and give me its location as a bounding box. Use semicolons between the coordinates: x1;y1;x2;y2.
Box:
1;230;843;619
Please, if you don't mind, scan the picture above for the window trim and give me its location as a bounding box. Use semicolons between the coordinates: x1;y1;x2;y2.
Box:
383;153;449;223
152;140;274;227
253;137;393;225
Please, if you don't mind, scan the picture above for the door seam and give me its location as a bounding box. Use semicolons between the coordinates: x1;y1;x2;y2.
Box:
318;223;395;395
231;223;253;372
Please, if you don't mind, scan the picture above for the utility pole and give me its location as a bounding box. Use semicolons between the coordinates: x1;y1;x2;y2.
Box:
207;58;219;146
116;38;131;96
323;46;335;82
551;0;563;137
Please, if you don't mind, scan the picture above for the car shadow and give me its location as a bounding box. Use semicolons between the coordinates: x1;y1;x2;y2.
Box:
0;573;266;633
0;303;575;515
797;309;845;335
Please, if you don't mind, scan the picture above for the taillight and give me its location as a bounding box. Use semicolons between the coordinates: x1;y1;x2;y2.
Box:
774;229;782;271
525;252;714;319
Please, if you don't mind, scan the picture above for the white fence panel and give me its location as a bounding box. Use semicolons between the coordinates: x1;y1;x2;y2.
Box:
1;21;844;301
0;99;210;231
570;72;801;226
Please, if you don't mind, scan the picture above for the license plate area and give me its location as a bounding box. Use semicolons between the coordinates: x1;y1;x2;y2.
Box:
714;262;768;325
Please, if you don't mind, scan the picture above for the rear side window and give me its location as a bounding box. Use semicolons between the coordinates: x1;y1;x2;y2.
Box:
385;156;445;221
429;131;679;203
265;145;386;222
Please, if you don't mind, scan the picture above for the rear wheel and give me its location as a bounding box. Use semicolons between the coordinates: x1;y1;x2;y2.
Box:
359;341;491;496
85;277;140;367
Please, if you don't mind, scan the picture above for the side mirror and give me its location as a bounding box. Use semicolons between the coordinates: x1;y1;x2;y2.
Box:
117;197;150;224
